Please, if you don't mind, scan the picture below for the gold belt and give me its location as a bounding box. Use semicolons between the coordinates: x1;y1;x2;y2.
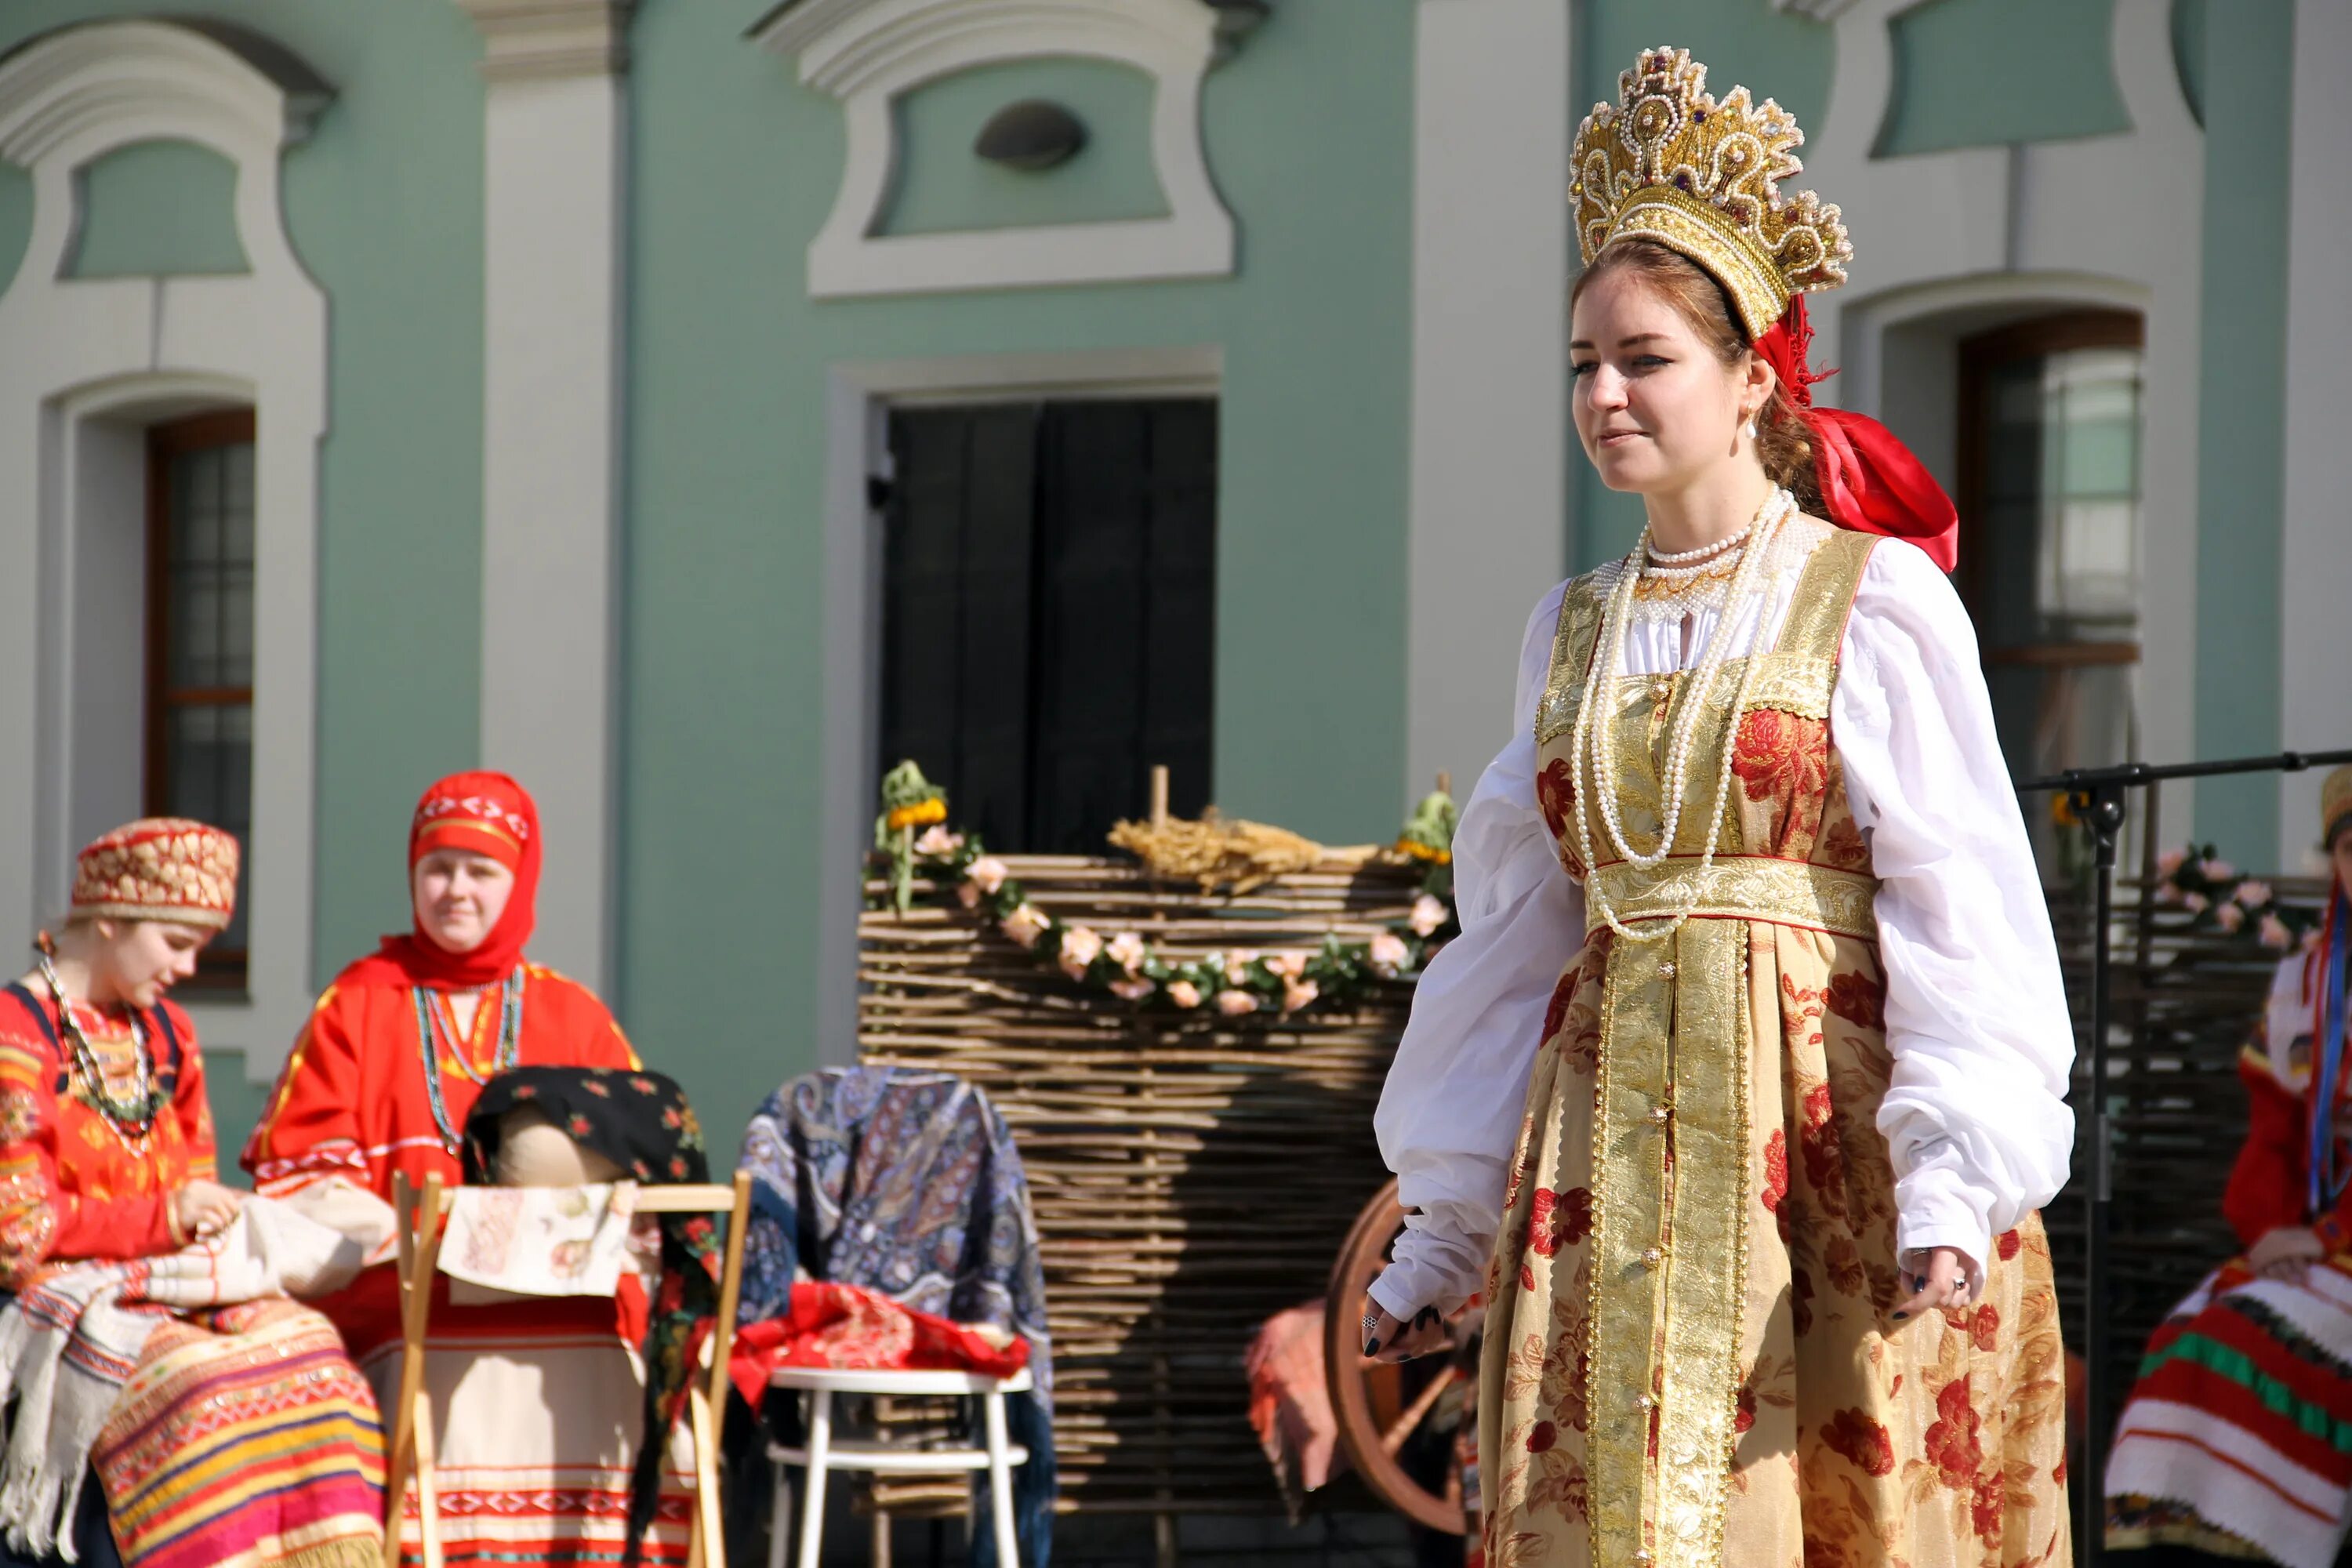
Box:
1585;855;1877;940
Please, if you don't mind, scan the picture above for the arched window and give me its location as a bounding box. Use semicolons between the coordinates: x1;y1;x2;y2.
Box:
1956;310;2145;858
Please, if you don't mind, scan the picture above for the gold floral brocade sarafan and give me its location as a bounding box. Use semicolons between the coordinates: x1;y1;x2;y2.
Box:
1477;531;2071;1568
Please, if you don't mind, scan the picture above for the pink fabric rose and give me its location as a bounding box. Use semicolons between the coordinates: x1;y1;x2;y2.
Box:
1368;933;1410;975
2234;880;2274;909
1002;903;1049;949
957;881;982;909
1410;895;1448;938
1105;933;1149;974
2156;848;2187;877
2216;902;2245;933
1265;951;1308;981
914;826;964;856
1167;980;1203;1010
2262;913;2294;949
2183;891;2209;914
1225;951;1261;984
1109;978;1155;1001
1059;926;1104;978
1214;989;1260;1017
2200;858;2237;882
1280;978;1319;1014
966;857;1010;895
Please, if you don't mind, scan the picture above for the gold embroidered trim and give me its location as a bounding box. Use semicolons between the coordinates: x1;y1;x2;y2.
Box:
1740;656;1835;719
1587;855;1878;940
1537;568;1613;747
1654;918;1748;1563
1776;529;1875;660
1586;931;1668;1563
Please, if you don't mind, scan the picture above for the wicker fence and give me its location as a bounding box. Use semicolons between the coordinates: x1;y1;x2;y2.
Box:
855;853;1421;1525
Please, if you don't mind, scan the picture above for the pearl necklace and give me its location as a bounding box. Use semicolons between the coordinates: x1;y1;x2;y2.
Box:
1570;489;1794;942
1642;521;1753;568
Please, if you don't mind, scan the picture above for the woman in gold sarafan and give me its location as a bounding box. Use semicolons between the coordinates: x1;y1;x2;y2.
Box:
1366;49;2075;1568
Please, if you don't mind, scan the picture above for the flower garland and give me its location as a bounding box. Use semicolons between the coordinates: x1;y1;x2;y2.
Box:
870;768;1460;1017
2150;843;2321;953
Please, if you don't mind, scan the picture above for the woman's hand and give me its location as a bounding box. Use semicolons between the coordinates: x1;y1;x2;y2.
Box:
1892;1247;1976;1321
1364;1299;1451;1364
2249;1225;2326;1281
172;1179;245;1242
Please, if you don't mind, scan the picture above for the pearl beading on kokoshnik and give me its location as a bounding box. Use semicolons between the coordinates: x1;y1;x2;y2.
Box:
1570;488;1795;944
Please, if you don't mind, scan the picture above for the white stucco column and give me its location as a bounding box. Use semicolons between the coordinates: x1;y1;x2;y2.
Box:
458;0;632;990
2279;0;2352;867
1404;0;1571;803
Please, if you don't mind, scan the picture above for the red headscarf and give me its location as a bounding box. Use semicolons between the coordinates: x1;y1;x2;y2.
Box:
336;771;542;991
1755;297;1960;572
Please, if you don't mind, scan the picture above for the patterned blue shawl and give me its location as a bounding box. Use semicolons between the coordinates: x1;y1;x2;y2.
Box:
736;1066;1053;1565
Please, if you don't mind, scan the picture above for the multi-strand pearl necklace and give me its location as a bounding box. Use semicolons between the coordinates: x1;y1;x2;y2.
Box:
1570;488;1795;943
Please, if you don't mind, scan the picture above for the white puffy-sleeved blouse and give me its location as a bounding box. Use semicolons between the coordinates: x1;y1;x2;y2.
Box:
1367;531;2077;1322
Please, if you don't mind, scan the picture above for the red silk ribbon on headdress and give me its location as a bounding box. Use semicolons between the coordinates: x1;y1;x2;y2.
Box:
1754;298;1959;572
336;770;543;992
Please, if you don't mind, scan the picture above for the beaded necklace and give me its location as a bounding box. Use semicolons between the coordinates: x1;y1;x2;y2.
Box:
1569;489;1792;943
412;967;525;1153
34;950;165;1144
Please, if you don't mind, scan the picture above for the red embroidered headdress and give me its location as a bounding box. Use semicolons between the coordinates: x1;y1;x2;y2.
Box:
1572;46;1959;570
339;771;542;990
71;818;239;929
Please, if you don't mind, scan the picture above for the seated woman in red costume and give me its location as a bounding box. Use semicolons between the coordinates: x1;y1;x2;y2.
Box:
2104;764;2352;1568
244;773;694;1567
0;820;382;1568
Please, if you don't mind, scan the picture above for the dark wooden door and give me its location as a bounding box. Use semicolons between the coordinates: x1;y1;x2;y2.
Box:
878;399;1216;854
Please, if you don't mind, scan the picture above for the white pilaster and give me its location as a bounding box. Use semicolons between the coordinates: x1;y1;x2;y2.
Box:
2279;0;2352;867
1406;0;1570;802
459;0;632;991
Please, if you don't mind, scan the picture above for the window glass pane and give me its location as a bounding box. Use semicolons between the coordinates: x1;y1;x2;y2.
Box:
165;439;256;691
164;703;250;953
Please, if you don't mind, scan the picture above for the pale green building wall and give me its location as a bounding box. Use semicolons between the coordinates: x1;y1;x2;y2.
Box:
884;58;1169;234
620;0;1418;1144
69;140;247;277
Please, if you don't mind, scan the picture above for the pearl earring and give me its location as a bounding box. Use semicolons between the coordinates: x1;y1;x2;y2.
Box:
1743;418;1759;441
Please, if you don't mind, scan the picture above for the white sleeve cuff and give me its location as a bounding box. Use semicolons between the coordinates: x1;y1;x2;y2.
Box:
1366;1210;1494;1322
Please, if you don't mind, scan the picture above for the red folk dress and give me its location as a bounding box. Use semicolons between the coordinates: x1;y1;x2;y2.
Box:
0;985;212;1285
241;964;696;1567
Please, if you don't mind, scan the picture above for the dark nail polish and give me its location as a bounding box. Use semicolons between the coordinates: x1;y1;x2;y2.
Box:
1891;1311;1908;1321
1364;1338;1381;1357
1415;1307;1439;1328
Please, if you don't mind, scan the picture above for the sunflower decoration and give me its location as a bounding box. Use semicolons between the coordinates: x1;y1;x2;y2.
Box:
1392;789;1460;900
875;760;949;913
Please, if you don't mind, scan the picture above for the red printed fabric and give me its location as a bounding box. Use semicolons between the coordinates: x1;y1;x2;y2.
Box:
729;1282;1029;1406
0;987;214;1287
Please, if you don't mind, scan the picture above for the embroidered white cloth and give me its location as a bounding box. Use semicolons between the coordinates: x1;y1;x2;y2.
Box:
1369;529;2077;1319
439;1182;639;1302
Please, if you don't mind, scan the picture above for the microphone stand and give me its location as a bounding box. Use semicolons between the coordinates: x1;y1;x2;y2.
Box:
2016;746;2352;1568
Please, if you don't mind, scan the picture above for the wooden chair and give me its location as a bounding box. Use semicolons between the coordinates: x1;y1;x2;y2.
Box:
384;1171;753;1568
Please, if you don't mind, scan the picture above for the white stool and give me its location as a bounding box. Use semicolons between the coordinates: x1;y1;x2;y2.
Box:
766;1365;1034;1568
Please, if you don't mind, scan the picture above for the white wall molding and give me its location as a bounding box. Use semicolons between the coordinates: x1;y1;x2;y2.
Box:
0;20;330;1077
457;0;637;82
459;3;632;995
2279;0;2352;866
749;0;1259;297
1406;0;1568;801
815;346;1221;1062
1772;0;1862;17
1805;0;2204;826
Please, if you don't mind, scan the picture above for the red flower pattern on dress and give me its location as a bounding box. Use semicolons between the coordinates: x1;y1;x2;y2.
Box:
1924;1376;1984;1491
1761;1128;1789;1216
1732;709;1831;807
1824;970;1885;1033
1527;1421;1557;1454
1971;1471;2007;1544
1820;1407;1894;1477
1733;1381;1756;1436
1970;1303;2001;1352
1526;1187;1593;1258
1536;757;1577;851
1998;1229;2022;1261
1799;1082;1848;1218
1541;971;1577;1047
1818;811;1870;871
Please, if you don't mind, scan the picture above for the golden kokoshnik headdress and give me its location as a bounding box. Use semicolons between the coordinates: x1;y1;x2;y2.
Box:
1572;46;1961;572
1572;46;1851;338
